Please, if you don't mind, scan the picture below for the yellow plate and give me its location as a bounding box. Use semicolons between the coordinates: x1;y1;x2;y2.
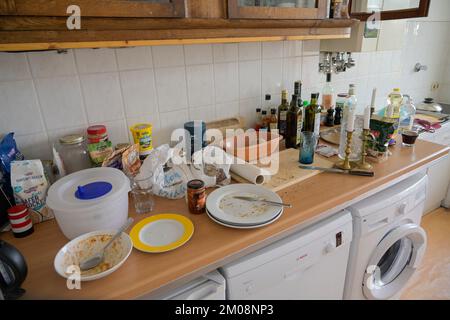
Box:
130;214;194;253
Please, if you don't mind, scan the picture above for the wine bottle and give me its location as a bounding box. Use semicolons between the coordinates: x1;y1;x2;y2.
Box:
277;90;289;137
303;93;321;134
286;94;299;149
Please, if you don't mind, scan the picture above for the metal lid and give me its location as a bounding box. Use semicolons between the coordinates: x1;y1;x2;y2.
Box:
59;134;85;145
187;179;205;190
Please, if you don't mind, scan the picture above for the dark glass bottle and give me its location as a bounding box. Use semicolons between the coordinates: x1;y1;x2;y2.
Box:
303;93;321;134
277;90;289;137
294;81;304;146
286;94;300;149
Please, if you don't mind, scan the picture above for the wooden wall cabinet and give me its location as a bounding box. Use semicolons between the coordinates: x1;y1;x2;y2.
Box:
0;0;357;51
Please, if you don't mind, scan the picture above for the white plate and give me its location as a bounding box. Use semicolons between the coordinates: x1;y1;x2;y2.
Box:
206;184;283;225
206;208;283;229
54;230;133;282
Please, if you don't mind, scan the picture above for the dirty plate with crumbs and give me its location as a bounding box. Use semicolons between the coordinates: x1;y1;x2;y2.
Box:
207;184;283;226
54;230;133;281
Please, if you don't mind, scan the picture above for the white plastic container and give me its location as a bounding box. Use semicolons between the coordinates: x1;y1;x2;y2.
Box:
47;167;131;239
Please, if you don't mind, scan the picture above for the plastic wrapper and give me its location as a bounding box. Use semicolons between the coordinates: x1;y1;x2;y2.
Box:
0;133;24;174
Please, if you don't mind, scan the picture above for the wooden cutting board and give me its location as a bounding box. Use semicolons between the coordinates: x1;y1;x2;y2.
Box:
232;148;335;192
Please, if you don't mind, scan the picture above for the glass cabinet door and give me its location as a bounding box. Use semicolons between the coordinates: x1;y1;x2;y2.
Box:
0;0;186;18
228;0;328;19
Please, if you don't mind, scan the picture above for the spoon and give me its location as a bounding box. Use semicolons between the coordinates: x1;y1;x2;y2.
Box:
79;217;134;271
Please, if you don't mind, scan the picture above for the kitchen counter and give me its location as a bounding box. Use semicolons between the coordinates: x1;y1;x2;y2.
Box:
2;140;449;300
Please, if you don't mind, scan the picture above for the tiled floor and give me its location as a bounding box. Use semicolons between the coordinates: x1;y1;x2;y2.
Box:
401;207;450;300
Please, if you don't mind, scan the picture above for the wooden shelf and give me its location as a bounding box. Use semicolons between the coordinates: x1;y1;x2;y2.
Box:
0;18;358;51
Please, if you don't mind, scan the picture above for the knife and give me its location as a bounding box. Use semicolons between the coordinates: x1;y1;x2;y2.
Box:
299;165;375;177
233;196;293;208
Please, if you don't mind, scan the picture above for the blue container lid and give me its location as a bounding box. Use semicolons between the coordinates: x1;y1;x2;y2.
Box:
75;181;113;200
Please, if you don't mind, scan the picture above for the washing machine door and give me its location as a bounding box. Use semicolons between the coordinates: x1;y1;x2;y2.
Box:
362;223;427;300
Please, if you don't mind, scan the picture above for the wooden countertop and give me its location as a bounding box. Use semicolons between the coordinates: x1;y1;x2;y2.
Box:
2;140;449;300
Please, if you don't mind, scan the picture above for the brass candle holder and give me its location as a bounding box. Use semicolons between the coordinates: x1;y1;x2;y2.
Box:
336;130;354;170
356;129;373;171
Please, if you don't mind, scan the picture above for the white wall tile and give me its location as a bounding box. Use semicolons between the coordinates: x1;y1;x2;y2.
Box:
154;66;188;112
215;101;239;119
0;53;31;82
189;105;216;122
115;47;153;71
75;48;117;74
213;43;238;63
47;126;87;146
239;60;261;99
14;132;51;160
262;42;284;59
101;119;129;145
262;58;283;95
239;97;261;129
214;62;239;103
158;109;189;145
282;57;302;94
302;55;322;89
80;73;125;123
35;76;86;130
184;44;213;65
239;42;261;61
120;69;157;117
303;40;320;56
0;80;43;135
186;64;215;107
28;50;76;78
152;45;185;68
283;40;303;57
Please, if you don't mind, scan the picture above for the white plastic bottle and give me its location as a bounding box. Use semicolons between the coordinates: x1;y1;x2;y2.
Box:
398;95;416;134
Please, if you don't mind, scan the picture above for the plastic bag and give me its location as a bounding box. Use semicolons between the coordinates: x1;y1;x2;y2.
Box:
191;146;232;187
0;133;24;174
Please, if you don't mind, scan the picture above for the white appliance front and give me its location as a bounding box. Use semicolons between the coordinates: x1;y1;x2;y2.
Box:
140;270;226;300
345;174;428;300
220;211;353;300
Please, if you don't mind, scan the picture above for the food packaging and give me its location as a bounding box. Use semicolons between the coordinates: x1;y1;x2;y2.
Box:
46;167;130;239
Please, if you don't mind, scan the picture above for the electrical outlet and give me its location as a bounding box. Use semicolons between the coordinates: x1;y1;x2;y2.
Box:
431;82;440;91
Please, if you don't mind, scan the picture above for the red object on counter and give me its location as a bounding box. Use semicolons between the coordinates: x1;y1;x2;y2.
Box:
7;205;34;238
87;125;109;143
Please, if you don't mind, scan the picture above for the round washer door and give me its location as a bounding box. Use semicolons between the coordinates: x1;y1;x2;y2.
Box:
362;223;427;300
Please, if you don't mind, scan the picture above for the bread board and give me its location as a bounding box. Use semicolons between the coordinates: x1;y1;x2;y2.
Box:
231;148;335;192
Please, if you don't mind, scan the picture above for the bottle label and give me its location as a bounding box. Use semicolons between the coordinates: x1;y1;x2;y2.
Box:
280;111;287;121
314;113;321;134
296;116;303;145
270;123;278;131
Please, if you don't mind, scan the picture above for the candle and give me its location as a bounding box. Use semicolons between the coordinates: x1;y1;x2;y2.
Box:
364;106;371;130
370;88;377;108
347;109;355;132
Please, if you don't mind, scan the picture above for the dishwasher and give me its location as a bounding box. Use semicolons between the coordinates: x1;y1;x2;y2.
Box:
220;210;353;300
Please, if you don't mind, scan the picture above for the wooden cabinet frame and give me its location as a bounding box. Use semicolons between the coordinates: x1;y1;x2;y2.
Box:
0;0;186;18
348;0;430;21
228;0;327;20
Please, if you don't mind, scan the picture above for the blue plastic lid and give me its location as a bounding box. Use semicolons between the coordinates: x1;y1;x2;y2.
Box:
75;181;113;200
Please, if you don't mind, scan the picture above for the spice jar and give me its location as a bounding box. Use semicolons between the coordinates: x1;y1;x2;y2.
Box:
54;134;92;174
186;180;206;214
87;125;109;144
7;205;34;238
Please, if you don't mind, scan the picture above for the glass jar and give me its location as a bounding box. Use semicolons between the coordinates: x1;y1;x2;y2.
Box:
55;134;92;174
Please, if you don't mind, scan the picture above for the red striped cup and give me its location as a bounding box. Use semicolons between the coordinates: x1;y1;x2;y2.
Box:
7;205;34;238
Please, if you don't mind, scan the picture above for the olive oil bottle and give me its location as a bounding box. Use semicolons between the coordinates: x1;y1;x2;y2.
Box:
302;93;321;134
277;90;289;137
286;94;300;149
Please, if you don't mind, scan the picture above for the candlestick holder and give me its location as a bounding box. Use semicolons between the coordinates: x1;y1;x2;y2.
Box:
336;130;354;170
356;129;373;171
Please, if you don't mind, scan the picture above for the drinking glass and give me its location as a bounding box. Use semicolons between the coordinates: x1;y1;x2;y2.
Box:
299;132;319;165
131;174;154;214
402;128;419;147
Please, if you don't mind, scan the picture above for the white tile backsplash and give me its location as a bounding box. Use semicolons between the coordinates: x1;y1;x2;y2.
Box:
27;50;77;78
80;72;125;123
2;20;450;160
75;48;118;74
0;53;31;82
34;76;87;130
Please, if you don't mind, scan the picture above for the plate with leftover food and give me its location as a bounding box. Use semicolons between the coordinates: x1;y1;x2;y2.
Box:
320;128;341;145
206;208;283;229
130;214;194;253
206;184;283;226
54;230;132;281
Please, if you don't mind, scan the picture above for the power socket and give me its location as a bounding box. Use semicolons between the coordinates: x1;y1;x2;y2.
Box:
431;82;440;91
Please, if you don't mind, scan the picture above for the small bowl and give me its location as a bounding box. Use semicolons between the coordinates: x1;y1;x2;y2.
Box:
54;230;132;282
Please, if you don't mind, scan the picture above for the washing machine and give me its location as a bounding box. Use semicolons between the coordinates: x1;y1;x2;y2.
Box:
344;173;428;300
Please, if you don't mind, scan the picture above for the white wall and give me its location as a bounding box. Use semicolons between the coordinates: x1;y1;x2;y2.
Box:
0;0;449;160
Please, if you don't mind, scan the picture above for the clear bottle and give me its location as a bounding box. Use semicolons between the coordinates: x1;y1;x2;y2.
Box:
260;110;269;132
398;94;416;134
338;84;362;161
278;90;289;137
255;108;263;130
269;108;278;132
322;73;334;110
385;88;403;119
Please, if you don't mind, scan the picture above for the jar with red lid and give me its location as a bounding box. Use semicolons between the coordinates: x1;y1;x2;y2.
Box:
87;125;109;144
7;205;34;238
186;180;206;214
